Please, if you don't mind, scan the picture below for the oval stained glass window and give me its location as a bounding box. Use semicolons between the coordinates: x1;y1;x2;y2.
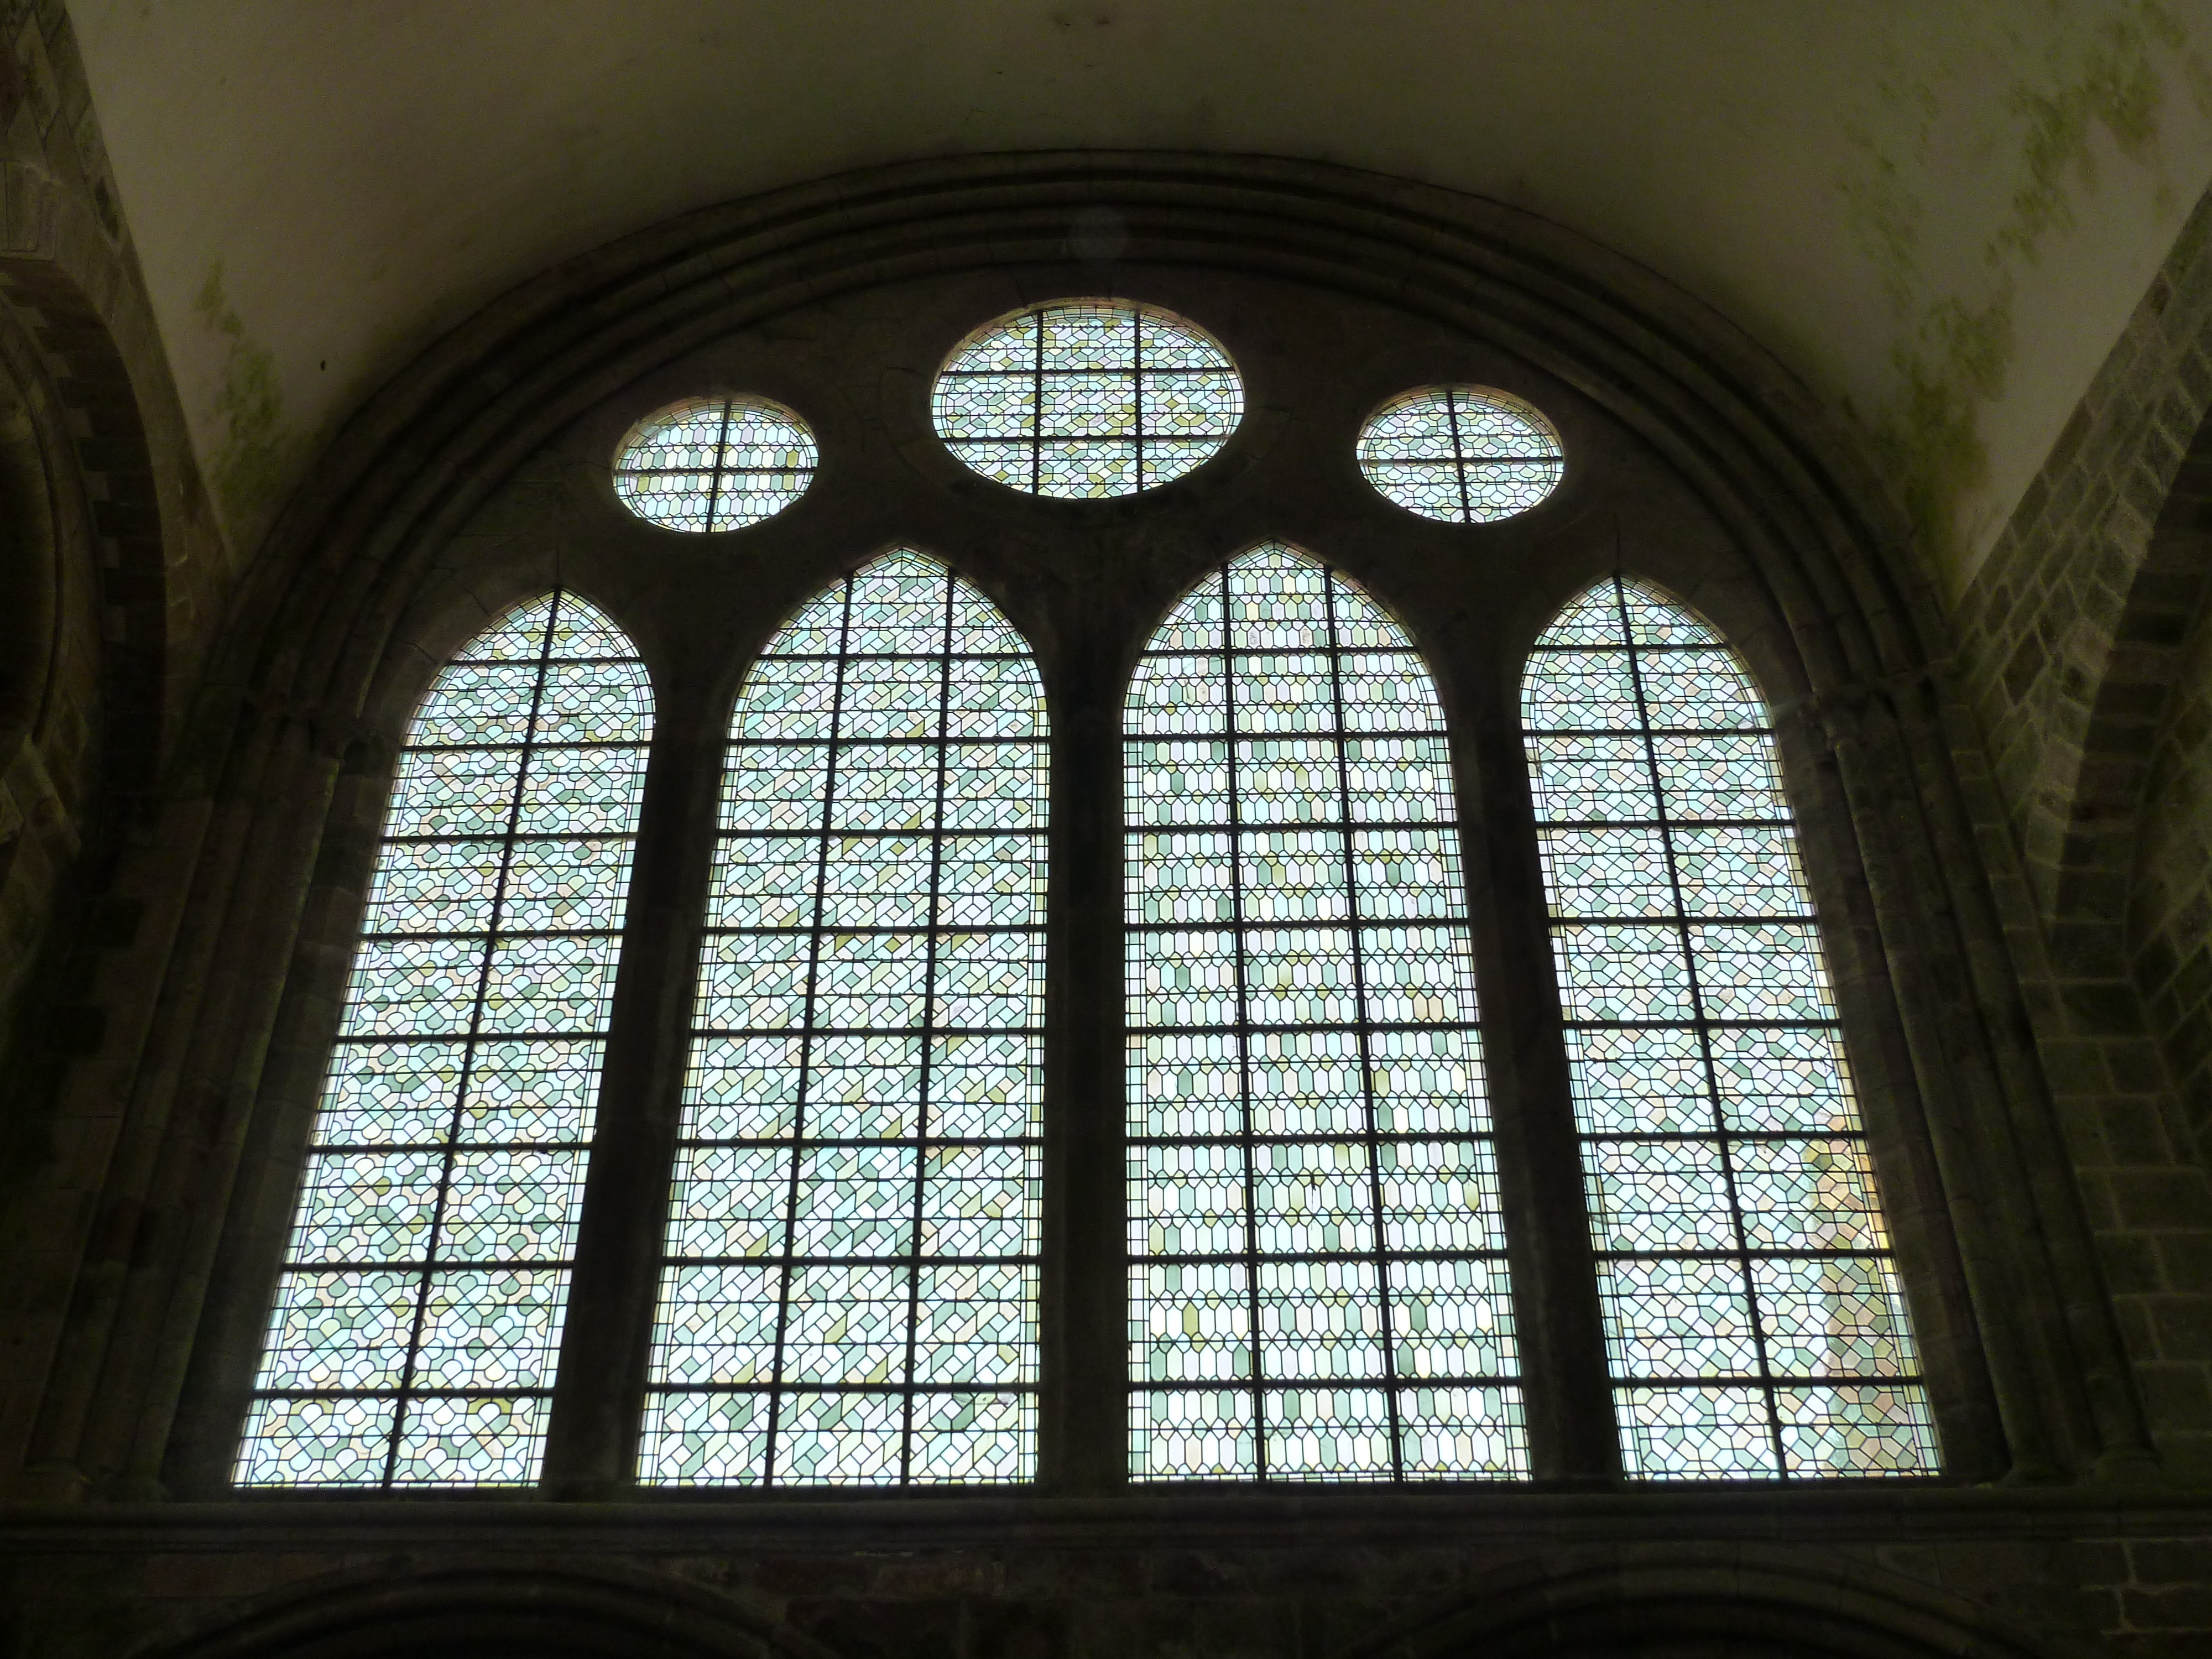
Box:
1357;386;1563;524
613;394;818;532
931;300;1243;499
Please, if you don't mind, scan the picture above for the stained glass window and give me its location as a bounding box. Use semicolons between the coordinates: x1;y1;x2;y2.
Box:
1125;543;1524;1482
932;300;1243;499
1522;576;1937;1479
1357;386;1562;524
613;394;818;532
640;550;1045;1485
236;593;651;1486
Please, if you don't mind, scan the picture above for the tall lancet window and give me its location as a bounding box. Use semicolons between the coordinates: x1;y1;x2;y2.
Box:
1126;544;1524;1482
642;551;1046;1486
1522;576;1937;1479
237;593;651;1486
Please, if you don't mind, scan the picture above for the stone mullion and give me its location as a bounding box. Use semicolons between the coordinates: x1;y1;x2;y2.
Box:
1039;632;1125;1492
539;674;721;1496
1460;700;1620;1485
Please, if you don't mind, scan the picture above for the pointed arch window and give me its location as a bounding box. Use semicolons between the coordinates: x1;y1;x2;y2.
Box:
641;550;1046;1486
1521;576;1937;1479
236;593;652;1487
1125;544;1524;1482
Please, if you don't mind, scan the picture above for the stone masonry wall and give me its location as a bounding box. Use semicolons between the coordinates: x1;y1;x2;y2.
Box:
0;1496;2208;1659
1950;183;2212;1482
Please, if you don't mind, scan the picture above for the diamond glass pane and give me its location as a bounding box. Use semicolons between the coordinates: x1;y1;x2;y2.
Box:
642;550;1045;1486
236;592;651;1488
1127;543;1525;1482
1522;576;1937;1480
931;300;1243;499
1357;386;1563;524
613;394;818;532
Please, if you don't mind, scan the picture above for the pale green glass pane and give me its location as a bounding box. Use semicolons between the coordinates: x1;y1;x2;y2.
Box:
1264;1386;1394;1480
236;1396;394;1487
1398;1386;1527;1477
1616;1386;1778;1479
638;1391;768;1484
910;1392;1034;1483
389;1395;548;1486
1390;1258;1516;1379
1134;1261;1252;1383
1133;1387;1255;1480
1248;1027;1366;1138
775;1392;905;1483
1776;1385;1940;1475
1131;1140;1248;1258
1598;1258;1760;1376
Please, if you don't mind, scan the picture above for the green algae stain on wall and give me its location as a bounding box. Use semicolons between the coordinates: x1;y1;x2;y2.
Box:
1838;0;2211;586
192;260;288;531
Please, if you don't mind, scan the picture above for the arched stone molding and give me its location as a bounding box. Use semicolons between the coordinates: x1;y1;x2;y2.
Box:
0;280;92;1026
126;1562;837;1659
0;140;243;1502
27;149;2146;1498
0;157;173;793
1338;1542;2074;1659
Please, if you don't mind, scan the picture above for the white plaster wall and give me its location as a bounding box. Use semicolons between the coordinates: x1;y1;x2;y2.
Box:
65;0;2212;593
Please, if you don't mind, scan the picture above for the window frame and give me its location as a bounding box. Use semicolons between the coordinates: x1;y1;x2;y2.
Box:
180;260;1997;1499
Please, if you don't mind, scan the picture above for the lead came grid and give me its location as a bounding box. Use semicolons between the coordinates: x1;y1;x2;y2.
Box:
1521;575;1938;1479
236;592;652;1487
640;550;1046;1485
1125;544;1526;1481
931;300;1243;499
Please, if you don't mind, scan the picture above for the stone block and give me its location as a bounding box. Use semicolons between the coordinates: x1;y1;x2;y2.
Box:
2137;1361;2212;1431
2128;1539;2212;1585
2148;1296;2212;1361
2110;1170;2212;1230
2120;1584;2212;1630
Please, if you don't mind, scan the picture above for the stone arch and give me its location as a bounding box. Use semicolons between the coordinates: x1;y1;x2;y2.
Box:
1341;1543;2073;1659
0;159;179;794
128;1563;835;1659
32;150;2141;1498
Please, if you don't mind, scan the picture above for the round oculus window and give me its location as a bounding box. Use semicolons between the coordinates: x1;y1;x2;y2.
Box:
1357;385;1563;523
613;394;818;532
931;299;1243;499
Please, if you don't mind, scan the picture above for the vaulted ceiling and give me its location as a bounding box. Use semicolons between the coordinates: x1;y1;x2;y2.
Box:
69;0;2212;597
